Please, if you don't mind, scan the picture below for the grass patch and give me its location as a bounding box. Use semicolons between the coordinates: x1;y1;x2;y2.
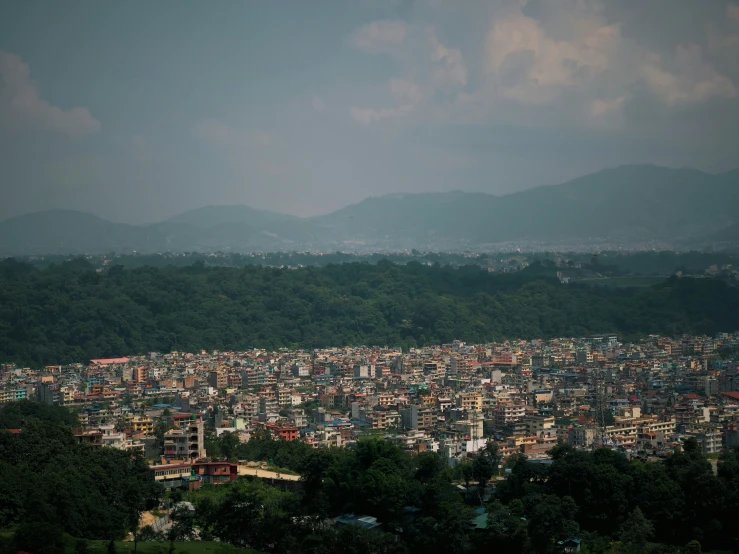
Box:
264;464;299;476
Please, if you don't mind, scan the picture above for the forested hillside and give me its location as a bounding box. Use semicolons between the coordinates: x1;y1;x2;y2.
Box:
1;258;738;366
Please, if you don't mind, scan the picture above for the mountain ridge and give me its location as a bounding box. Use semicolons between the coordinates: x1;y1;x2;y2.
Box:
1;164;737;254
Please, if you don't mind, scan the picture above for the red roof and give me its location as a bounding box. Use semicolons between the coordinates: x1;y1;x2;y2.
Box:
90;357;130;365
722;392;739;400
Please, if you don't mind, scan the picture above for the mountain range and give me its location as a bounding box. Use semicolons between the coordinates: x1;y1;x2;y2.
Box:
1;165;737;255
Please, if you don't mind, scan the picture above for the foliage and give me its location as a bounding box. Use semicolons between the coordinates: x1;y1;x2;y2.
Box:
1;259;738;366
0;399;79;429
0;403;162;540
495;441;739;552
618;507;654;554
13;522;65;554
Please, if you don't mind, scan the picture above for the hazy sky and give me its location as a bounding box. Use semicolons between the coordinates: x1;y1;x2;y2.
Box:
1;0;738;223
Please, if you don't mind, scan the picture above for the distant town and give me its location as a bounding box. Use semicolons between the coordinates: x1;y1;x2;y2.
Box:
3;332;739;488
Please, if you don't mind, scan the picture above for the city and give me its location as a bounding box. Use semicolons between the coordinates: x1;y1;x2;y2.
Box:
5;332;739;480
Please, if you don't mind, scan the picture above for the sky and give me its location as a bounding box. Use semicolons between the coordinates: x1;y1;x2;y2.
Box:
1;0;738;224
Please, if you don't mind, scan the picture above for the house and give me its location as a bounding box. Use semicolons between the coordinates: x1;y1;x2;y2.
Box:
556;537;581;553
334;514;381;530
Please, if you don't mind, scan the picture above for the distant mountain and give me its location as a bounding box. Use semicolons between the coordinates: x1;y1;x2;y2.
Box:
1;165;737;255
167;204;300;227
0;210;153;255
310;165;738;248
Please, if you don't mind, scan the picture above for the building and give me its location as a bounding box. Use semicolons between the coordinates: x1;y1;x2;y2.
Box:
150;461;201;490
568;426;597;448
37;383;61;405
266;422;298;441
208;371;227;390
493;403;525;428
194;460;238;484
457;393;483;411
164;414;205;460
130;415;155;435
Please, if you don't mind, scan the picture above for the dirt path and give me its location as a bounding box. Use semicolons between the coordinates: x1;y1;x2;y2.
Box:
237;466;300;481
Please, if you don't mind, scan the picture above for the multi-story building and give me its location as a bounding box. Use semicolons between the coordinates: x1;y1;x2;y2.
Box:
208;371;227;390
130;415;155;435
493;403;525;428
163;414;205;461
457;393;482;411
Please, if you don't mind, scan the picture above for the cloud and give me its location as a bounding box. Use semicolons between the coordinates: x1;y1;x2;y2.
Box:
729;3;739;25
348;0;739;132
349;78;422;124
427;27;467;87
484;12;621;104
350;105;413;124
195;118;234;144
350;20;407;53
312;95;326;112
0;50;100;137
590;96;625;117
642;45;736;106
348;21;466;124
195;119;274;147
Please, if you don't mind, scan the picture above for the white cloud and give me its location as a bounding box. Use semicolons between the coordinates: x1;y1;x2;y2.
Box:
426;27;468;88
484;12;620;104
348;21;467;124
350;104;413;124
590;96;625;117
348;0;738;129
350;20;407;53
643;45;736;106
0;50;100;137
389;78;424;105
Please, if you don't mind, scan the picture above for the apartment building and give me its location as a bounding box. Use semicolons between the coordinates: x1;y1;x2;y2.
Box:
163;414;205;461
493;403;526;428
457;392;483;411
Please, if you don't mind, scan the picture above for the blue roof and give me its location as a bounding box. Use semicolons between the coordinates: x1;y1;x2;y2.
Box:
335;514;381;529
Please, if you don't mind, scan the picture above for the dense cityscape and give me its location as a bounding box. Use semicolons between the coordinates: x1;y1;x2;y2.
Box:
4;330;739;463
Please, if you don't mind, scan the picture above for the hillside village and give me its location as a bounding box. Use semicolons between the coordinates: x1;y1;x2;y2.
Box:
3;332;739;486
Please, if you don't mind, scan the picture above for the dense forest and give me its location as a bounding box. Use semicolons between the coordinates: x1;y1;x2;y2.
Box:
1;258;738;366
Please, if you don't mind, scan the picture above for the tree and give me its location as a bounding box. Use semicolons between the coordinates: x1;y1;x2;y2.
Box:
169;504;196;542
528;495;580;553
684;540;702;554
219;431;241;461
458;460;473;489
472;453;494;491
618;507;654;554
137;525;162;542
14;522;65;554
